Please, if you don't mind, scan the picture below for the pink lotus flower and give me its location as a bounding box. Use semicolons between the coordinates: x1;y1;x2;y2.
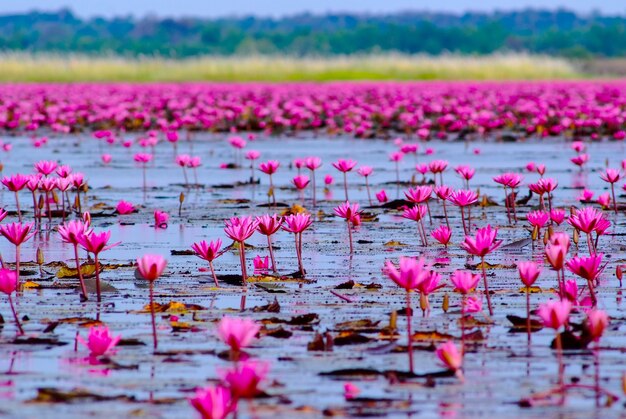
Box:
600;168;622;184
191;239;223;286
245;150;260;161
0;269;17;295
305;156;322;170
399;142;418;154
56;165;72;177
116;200;134;215
586;309;609;342
344;382;361;400
0;268;22;334
463;296;482;313
568;207;609;253
255;214;282;236
518;261;541;287
253;255;269;274
1;174;29;192
220;360;269;399
228;136;246;149
0;222;34;246
493;173;523;189
334;201;361;223
537;300;571;330
417;270;442;297
460;225;501;257
428;160;448;174
254;214;282;273
600;168;622;213
79;230;118;255
137;254;167;350
188;156;201;168
448;189;478;207
136;254;167;282
436;340;463;373
333;159;357;200
375;189;388;203
259;160;279;175
434;185;453;200
224;216;258;243
133;153;152;163
77;326;121;357
384;257;431;291
431;225;452;247
405;186;432;204
450;270;480;294
571;141;585;153
536;164;546;176
35;160;57;176
324;174;334;185
460;225;501;315
292;174;310;190
566;254;604;283
1;174;29;222
332;159;357;173
176;154;191;167
282;213;312;234
71;173;85;189
545;244;567;270
166;131;179;143
58;220;92;299
549;208;566;225
561;279;580;304
597;193;611;208
357;166;373;177
154;210;169;228
389;151;404;162
550;232;571;250
334;201;362;253
217;317;260;353
283;213;312;275
526;210;549;228
578;189;594;202
455;165;475;182
39;177;57;193
402;205;427;222
570;154;589;167
415;164;428;175
189;385;237;419
192;239;223;262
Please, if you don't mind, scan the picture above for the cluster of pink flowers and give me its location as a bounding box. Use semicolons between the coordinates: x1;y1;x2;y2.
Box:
0;82;625;139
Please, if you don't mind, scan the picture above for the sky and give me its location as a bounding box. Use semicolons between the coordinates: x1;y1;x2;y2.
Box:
0;0;624;18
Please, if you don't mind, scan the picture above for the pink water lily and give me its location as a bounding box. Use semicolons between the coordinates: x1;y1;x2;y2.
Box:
77;326;121;357
217;317;260;357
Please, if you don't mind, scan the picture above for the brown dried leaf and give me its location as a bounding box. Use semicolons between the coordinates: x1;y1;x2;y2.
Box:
467;261;516;270
56;263;98;279
411;330;455;342
335;319;380;332
384;241;407;247
136;301;206;314
30;387;132;403
334;332;373;346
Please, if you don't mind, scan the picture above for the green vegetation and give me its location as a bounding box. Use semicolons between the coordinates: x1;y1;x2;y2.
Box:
0;9;625;58
0;53;581;82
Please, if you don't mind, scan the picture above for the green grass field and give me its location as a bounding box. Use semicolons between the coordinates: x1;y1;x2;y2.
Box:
0;53;582;82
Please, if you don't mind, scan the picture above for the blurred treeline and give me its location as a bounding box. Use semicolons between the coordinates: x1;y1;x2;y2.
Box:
1;8;625;58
